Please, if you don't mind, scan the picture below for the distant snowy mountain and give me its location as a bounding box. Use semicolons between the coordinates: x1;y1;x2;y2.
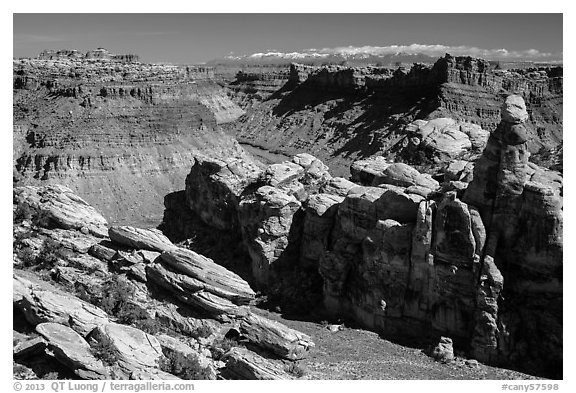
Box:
208;48;438;66
207;44;561;66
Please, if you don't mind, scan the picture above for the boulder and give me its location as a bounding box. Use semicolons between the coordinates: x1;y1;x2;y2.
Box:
108;226;175;252
292;153;331;183
375;185;423;223
36;322;108;379
263;162;305;187
501;94;529;124
221;347;292;380
89;243;117;262
239;312;314;360
378;163;439;190
89;322;175;380
158;248;255;304
430;337;455;363
41;228;101;253
13;336;47;359
14;185;108;237
320;177;357;196
419;119;472;156
154;303;219;338
350;156;391;185
445;160;474;183
146;263;247;318
13;271;109;337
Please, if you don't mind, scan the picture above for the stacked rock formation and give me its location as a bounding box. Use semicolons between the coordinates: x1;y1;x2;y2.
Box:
175;96;562;378
463;95;563;373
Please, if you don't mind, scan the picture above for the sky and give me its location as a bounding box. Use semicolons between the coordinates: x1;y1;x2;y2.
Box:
13;14;563;64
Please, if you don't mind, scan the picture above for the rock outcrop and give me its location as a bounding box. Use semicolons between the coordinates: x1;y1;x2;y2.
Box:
36;322;109;379
13;184;315;380
463;95;563;375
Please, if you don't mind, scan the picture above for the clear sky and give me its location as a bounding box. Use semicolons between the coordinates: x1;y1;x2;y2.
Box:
13;14;563;64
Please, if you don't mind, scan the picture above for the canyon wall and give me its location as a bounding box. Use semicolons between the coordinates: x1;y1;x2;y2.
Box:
225;55;562;176
13;54;248;226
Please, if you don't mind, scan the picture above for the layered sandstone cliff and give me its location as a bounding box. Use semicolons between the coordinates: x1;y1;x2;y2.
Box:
13;54;248;226
225;55;562;176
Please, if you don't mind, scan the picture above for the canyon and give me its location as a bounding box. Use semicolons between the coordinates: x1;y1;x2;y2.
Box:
13;53;248;226
13;49;562;380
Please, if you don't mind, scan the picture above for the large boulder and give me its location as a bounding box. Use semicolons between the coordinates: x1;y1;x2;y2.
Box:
158;248;255;304
14;185;108;237
221;347;292;380
89;322;177;380
36;322;108;379
108;226;175;252
13;271;109;337
501;94;529;124
239;312;315;360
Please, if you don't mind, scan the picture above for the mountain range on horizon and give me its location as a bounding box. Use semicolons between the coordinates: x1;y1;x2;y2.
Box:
206;43;563;66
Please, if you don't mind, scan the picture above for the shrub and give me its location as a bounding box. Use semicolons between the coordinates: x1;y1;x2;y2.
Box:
15;238;61;268
191;324;214;339
209;337;238;360
284;362;306;378
91;335;118;366
134;318;163;335
36;239;61;268
159;351;213;380
97;276;161;333
98;277;137;319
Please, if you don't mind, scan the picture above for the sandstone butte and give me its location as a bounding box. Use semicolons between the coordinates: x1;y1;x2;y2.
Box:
13;49;562;380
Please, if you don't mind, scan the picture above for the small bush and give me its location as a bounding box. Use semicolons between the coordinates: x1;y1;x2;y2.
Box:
16;247;37;267
98;277;146;323
97;276;161;333
36;239;61;268
91;335;118;366
209;337;238;360
191;324;213;339
284;362;306;378
15;238;61;268
159;351;213;380
134;318;163;335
